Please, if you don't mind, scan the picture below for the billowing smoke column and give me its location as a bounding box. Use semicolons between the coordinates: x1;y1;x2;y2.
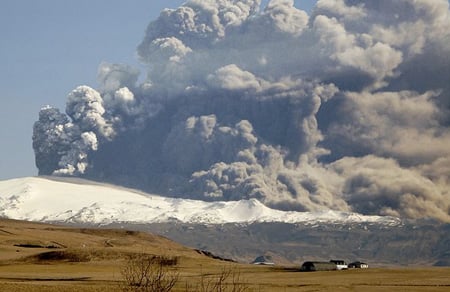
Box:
33;0;450;222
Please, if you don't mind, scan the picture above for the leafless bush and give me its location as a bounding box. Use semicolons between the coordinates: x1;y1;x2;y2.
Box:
120;253;179;292
185;266;250;292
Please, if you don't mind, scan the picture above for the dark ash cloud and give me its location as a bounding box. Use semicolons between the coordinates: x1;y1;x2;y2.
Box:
33;0;450;222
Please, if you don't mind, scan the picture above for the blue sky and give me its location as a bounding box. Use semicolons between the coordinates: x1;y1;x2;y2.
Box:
0;1;317;180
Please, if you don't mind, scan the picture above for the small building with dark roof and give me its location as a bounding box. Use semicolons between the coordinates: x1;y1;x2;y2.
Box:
251;255;275;265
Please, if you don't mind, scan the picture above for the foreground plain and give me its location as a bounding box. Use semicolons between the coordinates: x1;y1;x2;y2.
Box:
0;219;448;291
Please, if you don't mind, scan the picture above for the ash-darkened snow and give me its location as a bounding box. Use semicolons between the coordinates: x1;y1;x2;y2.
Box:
33;0;450;222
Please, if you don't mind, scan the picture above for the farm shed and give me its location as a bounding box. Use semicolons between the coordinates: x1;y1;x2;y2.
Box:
251;255;275;265
300;261;337;271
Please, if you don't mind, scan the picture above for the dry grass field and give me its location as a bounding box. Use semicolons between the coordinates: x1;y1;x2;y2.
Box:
0;218;448;291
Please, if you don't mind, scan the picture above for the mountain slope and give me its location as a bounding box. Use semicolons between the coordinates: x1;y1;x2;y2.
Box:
0;176;399;225
0;218;199;262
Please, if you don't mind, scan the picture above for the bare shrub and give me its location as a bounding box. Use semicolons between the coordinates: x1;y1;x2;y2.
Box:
120;253;179;292
185;266;250;292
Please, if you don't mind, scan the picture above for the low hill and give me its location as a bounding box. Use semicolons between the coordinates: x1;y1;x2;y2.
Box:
0;218;202;263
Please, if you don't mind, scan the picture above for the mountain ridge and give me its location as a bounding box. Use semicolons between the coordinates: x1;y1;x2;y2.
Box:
0;176;400;225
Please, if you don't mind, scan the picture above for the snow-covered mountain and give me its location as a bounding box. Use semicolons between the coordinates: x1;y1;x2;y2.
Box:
0;177;400;225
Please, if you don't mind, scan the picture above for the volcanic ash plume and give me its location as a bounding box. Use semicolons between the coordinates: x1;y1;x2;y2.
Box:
33;0;450;221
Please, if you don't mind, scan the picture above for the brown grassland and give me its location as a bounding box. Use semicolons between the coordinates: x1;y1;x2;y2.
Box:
0;218;448;291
